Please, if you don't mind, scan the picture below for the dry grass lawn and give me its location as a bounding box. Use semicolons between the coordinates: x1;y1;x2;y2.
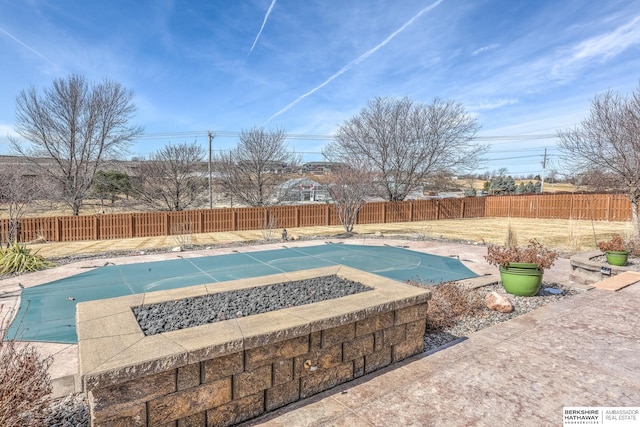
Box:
26;217;633;259
455;179;581;193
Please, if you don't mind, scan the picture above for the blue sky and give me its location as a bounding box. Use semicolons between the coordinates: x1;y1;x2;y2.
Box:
1;0;639;177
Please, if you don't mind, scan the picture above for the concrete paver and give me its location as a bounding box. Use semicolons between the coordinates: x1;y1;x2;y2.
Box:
592;270;640;291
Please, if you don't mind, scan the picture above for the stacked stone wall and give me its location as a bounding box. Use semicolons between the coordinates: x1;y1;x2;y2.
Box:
89;302;428;426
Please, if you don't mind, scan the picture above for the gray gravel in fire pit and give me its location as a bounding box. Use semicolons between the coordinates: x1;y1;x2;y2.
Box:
133;275;372;335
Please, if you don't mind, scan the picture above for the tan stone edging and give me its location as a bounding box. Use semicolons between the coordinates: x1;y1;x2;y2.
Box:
77;265;431;391
570;250;635;285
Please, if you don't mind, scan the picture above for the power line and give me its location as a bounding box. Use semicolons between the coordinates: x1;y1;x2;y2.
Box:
1;128;561;145
134;131;335;141
479;154;545;162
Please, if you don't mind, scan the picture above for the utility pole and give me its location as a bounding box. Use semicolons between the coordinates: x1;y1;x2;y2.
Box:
540;147;547;194
208;131;214;209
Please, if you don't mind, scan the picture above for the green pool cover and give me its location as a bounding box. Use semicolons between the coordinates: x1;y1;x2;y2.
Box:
7;244;477;343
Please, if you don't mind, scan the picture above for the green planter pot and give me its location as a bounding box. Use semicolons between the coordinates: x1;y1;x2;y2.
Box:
605;251;629;266
499;266;543;296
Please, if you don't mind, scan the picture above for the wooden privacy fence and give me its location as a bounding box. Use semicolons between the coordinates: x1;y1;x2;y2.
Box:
0;193;631;244
484;193;631;221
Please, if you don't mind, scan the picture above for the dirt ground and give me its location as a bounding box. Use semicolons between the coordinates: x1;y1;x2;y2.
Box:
25;217;633;259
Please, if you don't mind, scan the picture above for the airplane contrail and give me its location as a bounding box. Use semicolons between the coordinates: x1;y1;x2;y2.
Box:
0;24;60;69
264;0;443;124
248;0;277;57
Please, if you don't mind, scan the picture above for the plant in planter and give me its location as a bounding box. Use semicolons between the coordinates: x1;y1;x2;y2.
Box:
597;234;629;266
485;239;558;296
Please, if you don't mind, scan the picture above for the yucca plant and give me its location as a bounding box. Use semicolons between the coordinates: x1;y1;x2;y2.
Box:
0;243;55;275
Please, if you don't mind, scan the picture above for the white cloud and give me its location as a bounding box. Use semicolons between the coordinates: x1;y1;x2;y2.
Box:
571;15;640;62
472;43;499;55
468;98;518;111
550;15;640;82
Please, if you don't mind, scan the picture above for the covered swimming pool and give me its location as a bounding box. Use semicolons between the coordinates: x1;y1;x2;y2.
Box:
7;243;477;343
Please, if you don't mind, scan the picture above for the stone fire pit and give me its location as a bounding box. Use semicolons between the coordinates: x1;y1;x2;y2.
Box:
77;265;431;426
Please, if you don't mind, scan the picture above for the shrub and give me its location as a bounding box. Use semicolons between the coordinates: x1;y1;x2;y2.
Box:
626;237;640;257
423;282;484;330
0;243;55;276
485;239;558;271
597;234;627;252
0;308;53;426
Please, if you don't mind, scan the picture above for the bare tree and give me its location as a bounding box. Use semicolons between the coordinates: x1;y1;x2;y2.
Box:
214;127;299;206
324;97;484;201
546;169;559;184
11;74;143;215
494;167;509;178
133;142;207;211
324;164;374;232
0;162;49;246
557;84;640;237
572;169;621;193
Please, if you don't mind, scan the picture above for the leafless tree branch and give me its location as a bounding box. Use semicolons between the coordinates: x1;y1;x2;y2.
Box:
323;163;374;232
324;96;484;201
0;162;52;246
133;142;207;211
214;127;300;206
557;83;640;236
11;74;143;215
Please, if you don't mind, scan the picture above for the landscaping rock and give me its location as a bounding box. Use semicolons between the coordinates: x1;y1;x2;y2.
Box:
171;246;182;252
422;282;578;353
485;291;513;313
133;275;372;336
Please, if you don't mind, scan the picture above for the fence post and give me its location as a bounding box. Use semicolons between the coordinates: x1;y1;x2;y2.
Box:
606;195;611;221
382;203;387;223
164;212;169;236
200;211;205;233
130;214;134;238
570;195;574;220
55;218;61;242
264;208;269;229
232;210;237;231
460;200;465;218
94;216;99;240
409;201;414;222
436;201;440;220
325;205;330;226
295;207;300;228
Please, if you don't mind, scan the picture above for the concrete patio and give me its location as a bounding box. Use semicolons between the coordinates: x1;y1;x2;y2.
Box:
2;237;638;426
241;280;640;426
